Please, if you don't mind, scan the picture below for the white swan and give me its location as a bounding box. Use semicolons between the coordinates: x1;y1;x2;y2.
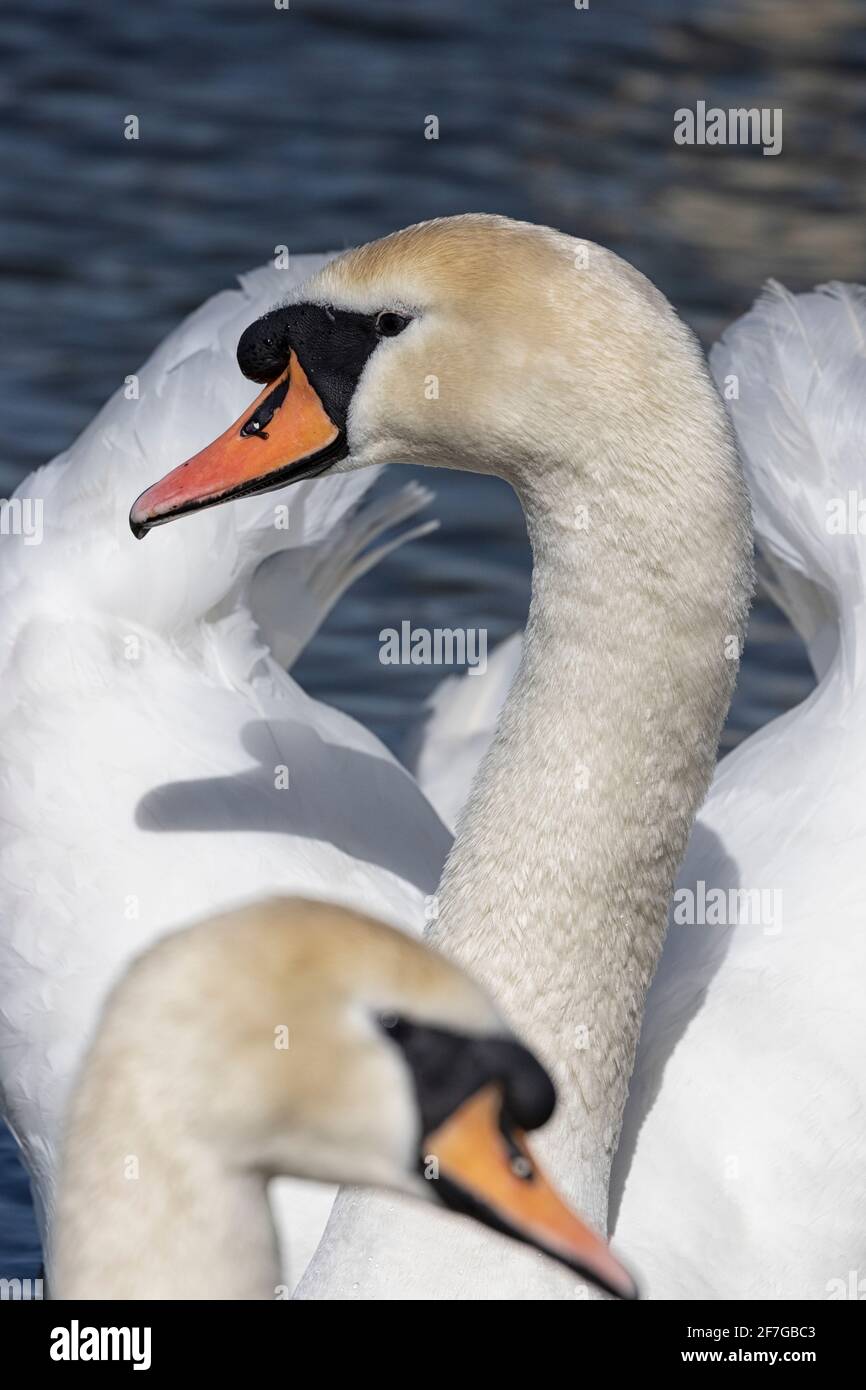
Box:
129;214;752;1299
0;252;453;1287
54;897;634;1300
388;279;866;1299
8;216;857;1303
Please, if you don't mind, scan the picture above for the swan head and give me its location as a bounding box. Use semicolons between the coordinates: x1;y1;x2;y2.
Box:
63;897;636;1300
130;213;723;536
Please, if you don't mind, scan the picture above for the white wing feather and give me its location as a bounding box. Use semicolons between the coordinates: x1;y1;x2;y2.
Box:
0;258;451;1286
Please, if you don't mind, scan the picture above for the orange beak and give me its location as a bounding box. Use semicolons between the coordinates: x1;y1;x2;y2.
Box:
129;351;346;537
424;1084;637;1300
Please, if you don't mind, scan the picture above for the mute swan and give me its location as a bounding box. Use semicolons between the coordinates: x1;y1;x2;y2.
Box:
54;898;634;1300
374;280;866;1299
0;253;452;1289
131;214;753;1298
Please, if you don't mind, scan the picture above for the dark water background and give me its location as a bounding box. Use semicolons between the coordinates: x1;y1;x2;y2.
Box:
2;0;863;1278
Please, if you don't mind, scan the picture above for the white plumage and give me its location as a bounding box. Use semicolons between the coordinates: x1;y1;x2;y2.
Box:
416;281;866;1298
613;282;866;1298
2;232;861;1301
0;255;450;1283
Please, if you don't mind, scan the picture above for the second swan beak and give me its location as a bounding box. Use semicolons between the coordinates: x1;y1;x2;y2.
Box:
129;350;347;538
424;1084;638;1300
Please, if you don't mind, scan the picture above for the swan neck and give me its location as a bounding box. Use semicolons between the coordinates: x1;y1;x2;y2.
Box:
52;1089;280;1299
430;458;746;1225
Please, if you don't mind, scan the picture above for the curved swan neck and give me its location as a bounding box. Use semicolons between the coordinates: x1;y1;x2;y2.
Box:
428;390;751;1228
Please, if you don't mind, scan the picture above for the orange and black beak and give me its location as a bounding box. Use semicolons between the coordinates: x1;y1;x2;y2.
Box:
129;350;347;538
425;1083;637;1300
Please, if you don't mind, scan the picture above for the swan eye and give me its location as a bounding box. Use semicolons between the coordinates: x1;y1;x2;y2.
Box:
378;1011;400;1031
375;311;412;338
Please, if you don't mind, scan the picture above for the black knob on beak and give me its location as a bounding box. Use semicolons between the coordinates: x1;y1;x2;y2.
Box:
237;308;294;384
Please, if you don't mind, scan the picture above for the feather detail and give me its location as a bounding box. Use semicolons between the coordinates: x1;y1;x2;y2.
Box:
711;280;866;678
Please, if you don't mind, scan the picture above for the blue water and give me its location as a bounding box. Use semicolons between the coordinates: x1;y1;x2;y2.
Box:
3;0;861;1277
